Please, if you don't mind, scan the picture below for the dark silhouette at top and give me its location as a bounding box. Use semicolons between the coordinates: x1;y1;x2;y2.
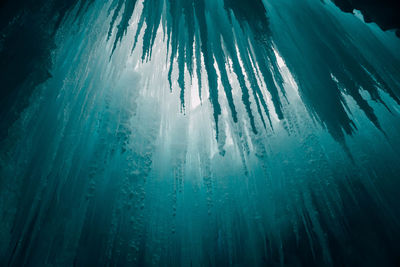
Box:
332;0;400;37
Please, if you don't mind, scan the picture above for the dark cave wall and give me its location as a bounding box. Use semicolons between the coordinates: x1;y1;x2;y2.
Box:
332;0;400;36
0;0;93;140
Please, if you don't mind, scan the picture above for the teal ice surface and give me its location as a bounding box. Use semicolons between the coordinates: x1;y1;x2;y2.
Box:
1;0;400;266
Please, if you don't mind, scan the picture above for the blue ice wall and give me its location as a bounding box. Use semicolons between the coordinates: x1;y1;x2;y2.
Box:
1;0;400;266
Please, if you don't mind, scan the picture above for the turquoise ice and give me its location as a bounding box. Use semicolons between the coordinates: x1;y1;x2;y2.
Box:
1;0;400;266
